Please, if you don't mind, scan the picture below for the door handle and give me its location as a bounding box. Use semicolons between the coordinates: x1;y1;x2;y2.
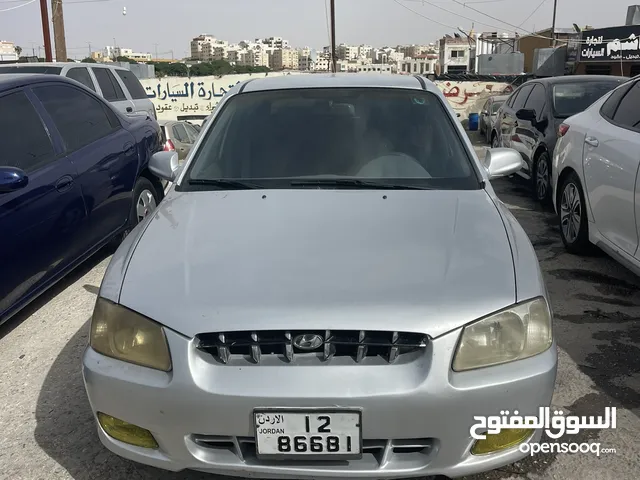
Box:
55;175;73;192
123;142;135;155
126;107;133;113
585;136;599;148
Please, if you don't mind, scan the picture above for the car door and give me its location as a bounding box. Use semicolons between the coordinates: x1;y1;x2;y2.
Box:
499;88;524;148
517;83;547;172
506;84;534;162
114;69;155;117
65;66;97;92
0;88;86;318
91;66;135;115
583;80;640;257
480;98;491;133
171;123;194;160
32;83;139;249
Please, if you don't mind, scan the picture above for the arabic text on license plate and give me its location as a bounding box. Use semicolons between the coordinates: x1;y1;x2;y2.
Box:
254;410;362;459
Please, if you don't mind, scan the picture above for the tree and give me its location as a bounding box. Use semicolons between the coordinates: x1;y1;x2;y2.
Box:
81;57;97;63
116;56;138;64
14;45;22;56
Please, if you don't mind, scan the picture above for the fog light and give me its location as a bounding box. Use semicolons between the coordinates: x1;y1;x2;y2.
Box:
97;412;159;449
471;429;533;455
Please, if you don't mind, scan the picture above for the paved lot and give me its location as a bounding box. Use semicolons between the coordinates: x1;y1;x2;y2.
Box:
1;137;639;479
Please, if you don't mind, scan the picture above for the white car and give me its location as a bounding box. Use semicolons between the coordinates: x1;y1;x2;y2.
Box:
552;77;640;274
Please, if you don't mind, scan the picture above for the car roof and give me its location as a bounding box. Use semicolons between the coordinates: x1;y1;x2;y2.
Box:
241;73;435;93
490;95;509;101
0;73;80;91
0;61;127;71
527;75;627;85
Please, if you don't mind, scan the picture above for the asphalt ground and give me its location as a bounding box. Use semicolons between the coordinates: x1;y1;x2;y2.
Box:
1;133;638;480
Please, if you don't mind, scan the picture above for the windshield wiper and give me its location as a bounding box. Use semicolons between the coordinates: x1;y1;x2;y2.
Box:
290;179;431;190
187;179;263;190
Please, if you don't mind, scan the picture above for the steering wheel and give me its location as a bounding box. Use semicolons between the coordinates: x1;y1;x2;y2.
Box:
356;152;431;178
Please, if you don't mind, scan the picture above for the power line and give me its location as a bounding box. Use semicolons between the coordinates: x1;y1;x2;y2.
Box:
393;0;457;29
518;0;548;28
0;0;36;12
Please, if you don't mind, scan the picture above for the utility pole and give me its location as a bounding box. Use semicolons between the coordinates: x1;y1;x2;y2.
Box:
153;43;159;61
51;0;67;61
330;0;337;73
87;42;92;58
551;0;558;47
39;0;53;61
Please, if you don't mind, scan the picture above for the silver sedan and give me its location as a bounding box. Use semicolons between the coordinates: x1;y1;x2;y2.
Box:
83;73;557;479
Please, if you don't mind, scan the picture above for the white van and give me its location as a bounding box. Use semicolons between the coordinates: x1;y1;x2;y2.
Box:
0;62;156;118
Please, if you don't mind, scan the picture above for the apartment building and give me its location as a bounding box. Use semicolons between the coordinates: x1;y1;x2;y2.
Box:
271;48;299;70
337;44;359;60
438;36;472;74
314;52;331;71
0;40;18;61
357;63;394;74
401;54;438;75
259;36;289;49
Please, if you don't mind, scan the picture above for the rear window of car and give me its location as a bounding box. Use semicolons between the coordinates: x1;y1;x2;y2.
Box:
183;88;479;190
553;81;624;118
0;66;62;74
115;69;148;99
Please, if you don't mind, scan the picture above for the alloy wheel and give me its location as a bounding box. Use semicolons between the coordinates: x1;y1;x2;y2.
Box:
536;157;549;201
560;182;581;243
136;189;157;223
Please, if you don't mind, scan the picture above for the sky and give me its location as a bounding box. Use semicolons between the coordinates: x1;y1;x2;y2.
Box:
0;0;636;60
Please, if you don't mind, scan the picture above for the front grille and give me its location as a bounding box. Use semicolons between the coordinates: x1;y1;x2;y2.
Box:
195;329;428;365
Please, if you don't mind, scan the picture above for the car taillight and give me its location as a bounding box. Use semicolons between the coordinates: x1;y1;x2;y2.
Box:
558;124;570;137
163;139;176;151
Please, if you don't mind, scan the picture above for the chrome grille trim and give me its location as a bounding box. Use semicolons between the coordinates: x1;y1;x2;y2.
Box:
195;329;429;365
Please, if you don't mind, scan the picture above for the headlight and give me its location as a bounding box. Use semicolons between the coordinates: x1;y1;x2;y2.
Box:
452;297;552;372
90;298;172;371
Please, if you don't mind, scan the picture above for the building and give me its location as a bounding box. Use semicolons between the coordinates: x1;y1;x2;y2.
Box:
259;37;289;49
298;47;316;71
356;63;394;74
358;45;373;59
337;44;359;60
190;34;230;61
514;27;578;73
314;52;331;71
0;40;18;61
574;23;640;76
437;35;473;74
401;54;438;75
271;48;299;70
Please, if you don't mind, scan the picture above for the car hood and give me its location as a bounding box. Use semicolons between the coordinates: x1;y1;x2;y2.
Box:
119;189;515;338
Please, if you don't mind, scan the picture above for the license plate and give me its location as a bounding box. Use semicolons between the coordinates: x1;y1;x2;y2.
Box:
254;408;362;460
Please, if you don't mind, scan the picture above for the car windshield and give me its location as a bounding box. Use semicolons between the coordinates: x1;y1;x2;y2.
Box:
183;88;478;190
490;101;504;114
0;66;62;74
553;81;622;117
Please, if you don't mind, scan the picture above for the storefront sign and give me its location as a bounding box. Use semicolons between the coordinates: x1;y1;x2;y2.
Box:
579;25;640;62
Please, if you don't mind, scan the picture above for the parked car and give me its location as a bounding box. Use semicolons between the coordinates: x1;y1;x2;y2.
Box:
479;94;508;143
83;73;556;479
0;74;164;324
492;75;626;204
552;77;640;274
0;62;155;119
159;119;200;160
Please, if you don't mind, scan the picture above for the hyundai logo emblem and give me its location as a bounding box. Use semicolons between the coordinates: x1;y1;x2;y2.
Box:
292;334;324;351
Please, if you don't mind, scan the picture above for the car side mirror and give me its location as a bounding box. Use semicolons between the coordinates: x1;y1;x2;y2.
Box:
482;110;489;116
149;151;181;182
0;166;28;193
484;148;524;180
515;108;537;122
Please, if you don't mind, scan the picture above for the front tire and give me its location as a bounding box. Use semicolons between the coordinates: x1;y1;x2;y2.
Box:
533;151;552;205
558;171;592;254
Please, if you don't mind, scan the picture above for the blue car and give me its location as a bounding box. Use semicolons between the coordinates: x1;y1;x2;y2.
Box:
0;74;164;324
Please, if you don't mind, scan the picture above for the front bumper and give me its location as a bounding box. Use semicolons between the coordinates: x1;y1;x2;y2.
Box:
82;327;557;479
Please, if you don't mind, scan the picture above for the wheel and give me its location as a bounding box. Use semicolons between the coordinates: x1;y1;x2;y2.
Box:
558;171;592;254
491;132;500;148
110;177;160;247
532;151;552;205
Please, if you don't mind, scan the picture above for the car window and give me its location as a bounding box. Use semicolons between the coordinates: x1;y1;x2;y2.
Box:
553;80;623;118
184;123;200;141
0;66;62;74
66;67;96;91
600;83;632;120
172;124;190;143
115;70;148;99
524;84;546;116
507;90;520;108
34;85;117;152
490;101;504;115
511;85;533;111
184;88;478;190
611;81;640;130
0;91;55;173
92;68;126;101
